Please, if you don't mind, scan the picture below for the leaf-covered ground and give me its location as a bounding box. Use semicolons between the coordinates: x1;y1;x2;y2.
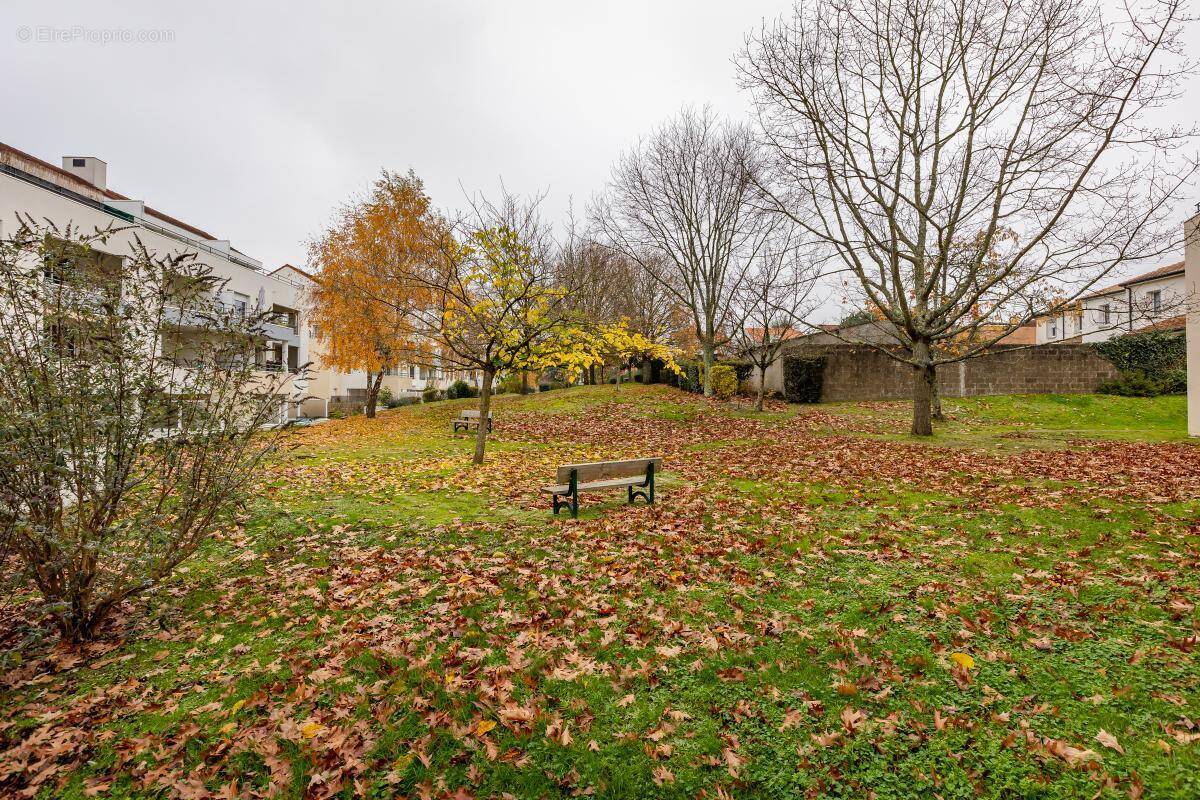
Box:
2;386;1198;799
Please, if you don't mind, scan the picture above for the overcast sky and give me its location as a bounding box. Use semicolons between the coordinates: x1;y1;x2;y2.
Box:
4;0;1197;317
3;0;790;269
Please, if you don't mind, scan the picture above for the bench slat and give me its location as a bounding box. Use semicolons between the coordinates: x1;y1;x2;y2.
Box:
555;458;661;484
540;475;649;494
459;410;492;419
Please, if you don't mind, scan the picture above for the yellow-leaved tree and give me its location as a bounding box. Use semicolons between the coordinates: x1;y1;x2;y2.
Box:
307;171;442;417
405;201;577;464
542;320;681;389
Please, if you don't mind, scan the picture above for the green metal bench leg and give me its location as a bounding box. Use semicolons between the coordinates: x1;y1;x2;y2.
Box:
553;470;579;518
629;462;655;505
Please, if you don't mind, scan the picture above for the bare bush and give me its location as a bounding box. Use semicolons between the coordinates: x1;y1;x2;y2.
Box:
0;217;301;642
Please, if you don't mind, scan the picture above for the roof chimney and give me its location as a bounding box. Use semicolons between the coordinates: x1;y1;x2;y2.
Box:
61;156;107;191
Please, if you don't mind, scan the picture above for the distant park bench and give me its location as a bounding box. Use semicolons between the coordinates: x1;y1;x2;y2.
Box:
453;410;493;433
541;457;661;518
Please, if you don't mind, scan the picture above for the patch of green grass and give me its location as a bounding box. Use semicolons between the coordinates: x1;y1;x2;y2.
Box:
944;393;1189;441
5;386;1198;800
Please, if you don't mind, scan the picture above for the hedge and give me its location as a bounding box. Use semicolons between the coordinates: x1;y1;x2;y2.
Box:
782;355;827;403
1093;330;1185;396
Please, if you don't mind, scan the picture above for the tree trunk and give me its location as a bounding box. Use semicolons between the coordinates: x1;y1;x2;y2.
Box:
588;364;596;386
701;341;715;397
756;367;766;412
365;371;384;418
931;368;944;420
473;368;494;465
910;343;935;436
520;371;530;394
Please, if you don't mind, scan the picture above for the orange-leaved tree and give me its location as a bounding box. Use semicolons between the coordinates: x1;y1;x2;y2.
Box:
307;171;443;417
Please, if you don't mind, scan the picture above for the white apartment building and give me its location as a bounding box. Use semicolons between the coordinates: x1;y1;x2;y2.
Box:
271;263;484;416
1036;262;1187;344
0;141;309;419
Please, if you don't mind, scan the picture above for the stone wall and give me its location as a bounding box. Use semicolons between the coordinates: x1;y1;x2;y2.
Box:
327;392;368;417
769;344;1119;402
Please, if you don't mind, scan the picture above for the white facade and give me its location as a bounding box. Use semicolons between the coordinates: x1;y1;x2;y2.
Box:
271;264;484;416
1036;264;1187;345
1185;214;1200;436
1;143;309;417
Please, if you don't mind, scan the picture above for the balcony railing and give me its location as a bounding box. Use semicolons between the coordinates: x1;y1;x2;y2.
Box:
266;312;299;333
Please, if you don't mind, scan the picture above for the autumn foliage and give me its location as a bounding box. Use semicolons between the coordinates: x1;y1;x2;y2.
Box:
307;171;444;417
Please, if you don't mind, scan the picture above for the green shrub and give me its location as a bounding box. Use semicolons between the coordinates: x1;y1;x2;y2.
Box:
1097;373;1163;397
1160;368;1187;394
538;383;553;392
446;379;477;400
498;373;524;395
725;361;753;384
710;364;738;400
782;355;827;403
422;386;442;403
1093;330;1186;396
391;396;420;407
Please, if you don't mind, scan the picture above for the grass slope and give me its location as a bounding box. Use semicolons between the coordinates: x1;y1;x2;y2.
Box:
2;386;1198;799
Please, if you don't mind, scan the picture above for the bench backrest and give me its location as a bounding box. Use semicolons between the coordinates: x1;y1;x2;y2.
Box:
556;458;662;484
459;410;492;419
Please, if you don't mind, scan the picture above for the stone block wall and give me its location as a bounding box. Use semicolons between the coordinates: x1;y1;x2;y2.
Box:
771;344;1119;402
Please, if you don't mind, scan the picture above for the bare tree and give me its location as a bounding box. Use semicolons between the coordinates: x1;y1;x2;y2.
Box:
740;0;1196;434
616;251;693;353
730;230;820;410
594;106;772;396
558;224;625;383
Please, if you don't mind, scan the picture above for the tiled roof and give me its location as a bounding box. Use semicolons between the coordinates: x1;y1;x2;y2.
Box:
1080;261;1184;299
744;325;803;343
991;325;1037;345
1132;314;1185;334
1124;261;1184;286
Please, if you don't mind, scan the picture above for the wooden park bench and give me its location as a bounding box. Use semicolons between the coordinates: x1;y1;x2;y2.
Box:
541;458;662;518
453;410;493;433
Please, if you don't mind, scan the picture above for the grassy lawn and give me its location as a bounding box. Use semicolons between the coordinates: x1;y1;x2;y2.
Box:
2;386;1198;799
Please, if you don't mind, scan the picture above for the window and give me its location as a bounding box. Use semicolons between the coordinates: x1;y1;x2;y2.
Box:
231;292;249;317
72;158;85;167
1148;290;1161;313
1048;320;1058;339
408;365;416;379
1102;303;1111;325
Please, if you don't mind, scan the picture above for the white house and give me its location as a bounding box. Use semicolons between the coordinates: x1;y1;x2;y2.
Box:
0;141;310;419
271;263;484;416
1036;261;1187;344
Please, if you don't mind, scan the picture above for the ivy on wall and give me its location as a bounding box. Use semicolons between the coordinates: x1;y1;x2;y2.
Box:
782;355;827;403
1092;330;1186;396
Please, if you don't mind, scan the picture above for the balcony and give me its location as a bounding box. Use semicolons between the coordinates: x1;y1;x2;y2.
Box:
267;310;299;333
163;300;300;347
